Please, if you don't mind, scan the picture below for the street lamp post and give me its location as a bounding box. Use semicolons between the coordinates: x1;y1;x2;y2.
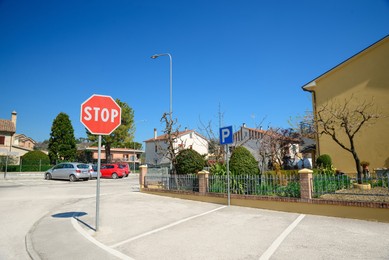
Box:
151;53;173;121
151;53;173;172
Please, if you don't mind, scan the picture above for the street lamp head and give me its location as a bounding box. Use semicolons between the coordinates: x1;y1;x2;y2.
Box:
151;54;160;59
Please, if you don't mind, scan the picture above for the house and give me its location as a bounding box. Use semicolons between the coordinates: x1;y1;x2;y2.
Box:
0;111;17;153
233;124;300;171
144;128;209;167
82;146;144;170
302;35;389;173
0;111;35;161
12;134;36;154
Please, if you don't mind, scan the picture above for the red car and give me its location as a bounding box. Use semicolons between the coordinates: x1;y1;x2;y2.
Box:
117;163;130;177
100;164;126;179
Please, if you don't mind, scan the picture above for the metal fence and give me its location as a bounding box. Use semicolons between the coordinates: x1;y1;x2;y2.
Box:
313;174;389;197
144;173;389;199
209;174;300;198
145;174;300;198
0;158;51;172
145;174;199;192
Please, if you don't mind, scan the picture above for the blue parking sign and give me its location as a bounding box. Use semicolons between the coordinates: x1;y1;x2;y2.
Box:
219;126;233;145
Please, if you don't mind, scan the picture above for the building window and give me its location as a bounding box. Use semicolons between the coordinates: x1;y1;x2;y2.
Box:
0;136;5;145
155;144;158;153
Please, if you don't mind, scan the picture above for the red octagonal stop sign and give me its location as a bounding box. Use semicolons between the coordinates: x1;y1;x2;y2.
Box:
80;94;122;135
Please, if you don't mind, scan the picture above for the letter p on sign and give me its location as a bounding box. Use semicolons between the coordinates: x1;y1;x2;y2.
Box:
220;126;233;145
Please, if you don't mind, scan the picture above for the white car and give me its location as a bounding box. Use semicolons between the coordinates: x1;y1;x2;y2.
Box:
45;162;90;182
88;164;100;179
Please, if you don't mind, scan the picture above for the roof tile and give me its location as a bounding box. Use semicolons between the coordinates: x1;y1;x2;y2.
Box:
0;119;15;133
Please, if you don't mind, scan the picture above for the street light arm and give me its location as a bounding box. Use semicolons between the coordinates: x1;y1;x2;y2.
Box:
151;53;171;59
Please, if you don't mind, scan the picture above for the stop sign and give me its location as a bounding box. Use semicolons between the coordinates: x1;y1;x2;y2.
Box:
80;94;122;135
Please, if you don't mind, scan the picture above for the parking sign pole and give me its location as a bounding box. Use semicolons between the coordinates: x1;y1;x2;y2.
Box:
96;135;101;231
226;144;231;206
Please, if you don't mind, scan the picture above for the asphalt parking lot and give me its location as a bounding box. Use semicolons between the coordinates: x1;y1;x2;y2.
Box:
1;173;389;259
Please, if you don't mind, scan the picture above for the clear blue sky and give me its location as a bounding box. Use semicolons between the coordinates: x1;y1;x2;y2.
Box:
1;0;388;146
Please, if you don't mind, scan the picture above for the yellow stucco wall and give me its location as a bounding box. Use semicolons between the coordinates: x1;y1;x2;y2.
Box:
306;36;389;174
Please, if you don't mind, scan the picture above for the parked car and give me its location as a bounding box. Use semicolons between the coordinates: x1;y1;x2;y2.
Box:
100;164;126;179
117;162;130;177
45;162;90;182
88;164;100;179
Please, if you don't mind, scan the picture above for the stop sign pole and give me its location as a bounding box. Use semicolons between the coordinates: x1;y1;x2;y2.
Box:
80;94;121;232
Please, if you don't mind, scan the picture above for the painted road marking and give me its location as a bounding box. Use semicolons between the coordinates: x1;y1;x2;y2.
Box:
259;214;306;260
110;205;227;248
71;217;135;260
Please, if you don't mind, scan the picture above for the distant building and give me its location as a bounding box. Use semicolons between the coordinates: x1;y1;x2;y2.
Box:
233;124;300;171
0;111;17;151
83;146;144;170
12;134;36;154
0;111;36;161
144;128;209;167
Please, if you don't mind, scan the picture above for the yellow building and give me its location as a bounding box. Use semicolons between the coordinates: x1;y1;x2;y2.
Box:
303;35;389;174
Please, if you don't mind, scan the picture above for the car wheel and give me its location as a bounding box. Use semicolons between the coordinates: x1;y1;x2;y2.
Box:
112;173;118;179
46;173;52;180
69;174;77;182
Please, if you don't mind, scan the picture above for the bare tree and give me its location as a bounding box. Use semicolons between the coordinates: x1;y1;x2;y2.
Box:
198;119;224;163
289;110;316;139
160;112;180;174
316;96;383;184
256;127;300;171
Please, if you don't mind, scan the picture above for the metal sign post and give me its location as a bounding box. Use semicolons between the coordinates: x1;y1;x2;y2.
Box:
96;135;101;231
220;126;233;206
226;144;231;206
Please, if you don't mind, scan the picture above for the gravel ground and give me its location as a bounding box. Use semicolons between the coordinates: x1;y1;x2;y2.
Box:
320;187;389;203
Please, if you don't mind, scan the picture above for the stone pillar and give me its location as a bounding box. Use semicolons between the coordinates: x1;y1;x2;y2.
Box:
139;165;148;189
197;170;209;195
299;168;313;200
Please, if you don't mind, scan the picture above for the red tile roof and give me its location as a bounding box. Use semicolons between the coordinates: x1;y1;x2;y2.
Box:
144;129;197;142
0;119;15;133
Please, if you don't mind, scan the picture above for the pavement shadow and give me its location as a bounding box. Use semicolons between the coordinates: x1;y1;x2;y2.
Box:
52;212;87;218
51;211;96;231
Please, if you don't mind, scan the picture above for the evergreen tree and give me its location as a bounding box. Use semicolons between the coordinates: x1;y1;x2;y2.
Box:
48;112;77;164
175;149;205;174
229;146;259;175
86;99;135;163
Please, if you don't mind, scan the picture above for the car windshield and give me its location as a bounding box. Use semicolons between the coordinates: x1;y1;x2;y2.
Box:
77;164;89;169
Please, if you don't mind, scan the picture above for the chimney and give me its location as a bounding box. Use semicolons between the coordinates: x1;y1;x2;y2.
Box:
11;111;17;129
154;128;157;139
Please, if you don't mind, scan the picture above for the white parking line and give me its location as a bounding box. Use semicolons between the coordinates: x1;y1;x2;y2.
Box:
110;205;227;248
71;217;135;260
259;214;305;260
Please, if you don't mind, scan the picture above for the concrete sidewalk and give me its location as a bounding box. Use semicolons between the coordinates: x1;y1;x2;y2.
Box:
26;186;389;260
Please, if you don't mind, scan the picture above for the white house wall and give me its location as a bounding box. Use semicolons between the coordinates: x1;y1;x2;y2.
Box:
145;131;209;167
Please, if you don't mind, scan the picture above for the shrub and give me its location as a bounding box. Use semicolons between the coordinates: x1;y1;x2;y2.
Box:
209;162;227;175
21;151;51;171
175;149;205;174
316;154;332;168
22;150;50;162
229;146;259;175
